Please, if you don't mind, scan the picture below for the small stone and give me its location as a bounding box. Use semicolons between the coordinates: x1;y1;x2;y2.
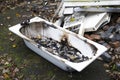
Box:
112;56;115;61
115;55;119;59
97;57;103;61
100;32;111;40
105;70;110;73
114;47;120;54
109;41;120;48
116;63;120;70
6;17;11;20
46;48;53;53
0;24;3;26
109;48;114;52
14;78;19;80
115;34;120;41
101;26;115;40
27;2;31;4
104;63;109;68
76;52;82;58
116;17;120;24
100;52;112;63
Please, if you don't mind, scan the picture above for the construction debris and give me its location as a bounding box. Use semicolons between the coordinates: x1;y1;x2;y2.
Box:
32;37;89;62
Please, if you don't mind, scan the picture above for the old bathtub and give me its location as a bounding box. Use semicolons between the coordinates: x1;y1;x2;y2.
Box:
9;17;107;72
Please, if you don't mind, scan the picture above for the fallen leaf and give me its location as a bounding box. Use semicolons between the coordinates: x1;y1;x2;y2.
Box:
1;60;5;64
12;44;17;48
7;57;12;62
14;78;19;80
8;32;12;36
8;25;11;27
16;13;21;17
3;73;10;79
6;17;11;20
13;67;19;73
18;74;24;79
9;37;15;42
2;68;9;74
0;24;3;26
5;62;9;65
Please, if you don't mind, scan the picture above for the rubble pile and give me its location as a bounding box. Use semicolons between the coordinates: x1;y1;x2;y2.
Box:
32;37;89;63
84;15;120;79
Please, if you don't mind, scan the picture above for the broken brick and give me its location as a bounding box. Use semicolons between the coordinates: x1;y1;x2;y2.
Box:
90;34;101;40
109;41;120;48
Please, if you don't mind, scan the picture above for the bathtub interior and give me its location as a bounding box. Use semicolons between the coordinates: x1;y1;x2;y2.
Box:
20;22;97;59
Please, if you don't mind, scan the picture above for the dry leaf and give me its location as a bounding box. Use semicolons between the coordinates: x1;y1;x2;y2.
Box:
12;44;17;48
2;68;9;74
8;32;12;36
3;73;9;79
16;13;21;17
13;67;19;73
5;62;9;65
9;37;15;42
6;17;11;20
